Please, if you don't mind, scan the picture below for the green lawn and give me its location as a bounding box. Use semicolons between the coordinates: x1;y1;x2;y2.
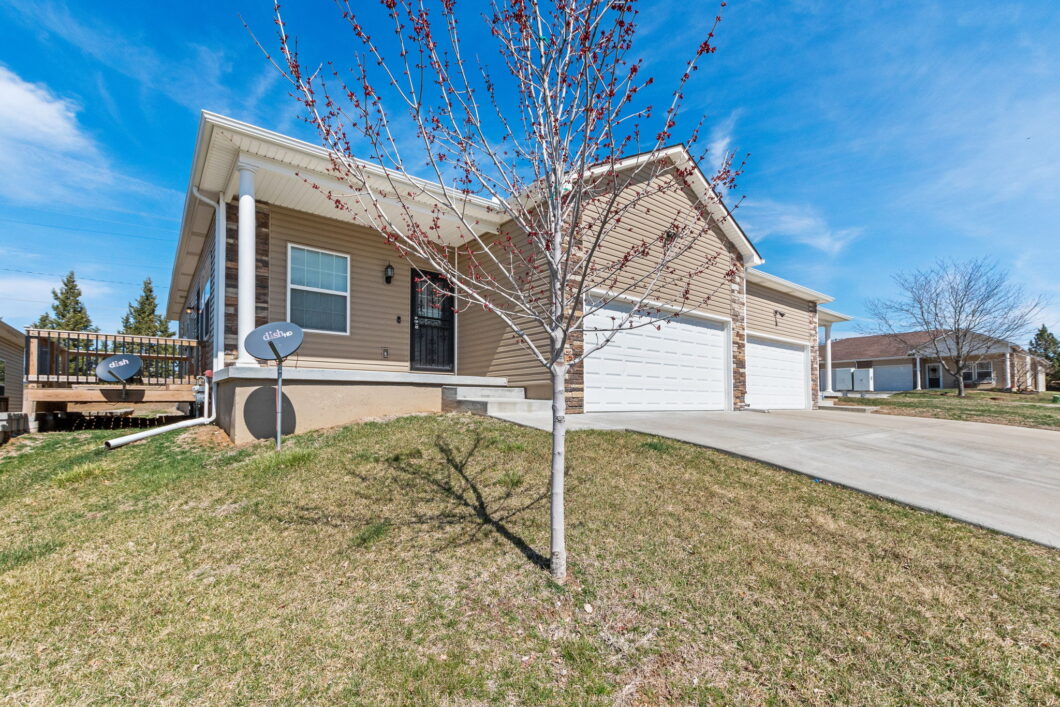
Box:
836;389;1060;431
1;416;1057;704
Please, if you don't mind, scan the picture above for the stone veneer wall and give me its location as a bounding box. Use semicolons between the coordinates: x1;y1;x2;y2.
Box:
565;301;585;415
808;303;820;408
729;259;748;409
224;202;271;361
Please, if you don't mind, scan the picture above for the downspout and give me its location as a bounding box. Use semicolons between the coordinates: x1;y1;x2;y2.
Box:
105;374;213;449
104;188;224;450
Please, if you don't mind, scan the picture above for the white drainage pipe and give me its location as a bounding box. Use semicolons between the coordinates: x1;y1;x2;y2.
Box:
105;376;214;450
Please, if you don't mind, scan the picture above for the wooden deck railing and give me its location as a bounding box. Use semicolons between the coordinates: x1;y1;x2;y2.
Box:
25;329;201;386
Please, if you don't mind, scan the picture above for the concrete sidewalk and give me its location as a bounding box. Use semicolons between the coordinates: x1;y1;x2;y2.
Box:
494;409;1060;549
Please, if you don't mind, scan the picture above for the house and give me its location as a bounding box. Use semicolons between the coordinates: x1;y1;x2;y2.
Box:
823;331;1049;393
0;319;24;414
166;112;849;443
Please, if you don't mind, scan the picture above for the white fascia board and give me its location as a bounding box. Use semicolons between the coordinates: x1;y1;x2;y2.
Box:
167;112;219;320
201;111;501;209
587;288;732;324
747;269;834;304
818;306;853;324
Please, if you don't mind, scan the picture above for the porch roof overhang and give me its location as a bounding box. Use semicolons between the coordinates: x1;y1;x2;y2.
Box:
166;111;505;319
818;307;853;325
747;268;834;304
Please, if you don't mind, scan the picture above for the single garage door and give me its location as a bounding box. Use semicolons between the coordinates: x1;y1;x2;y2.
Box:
583;303;728;412
746;336;808;409
873;363;914;391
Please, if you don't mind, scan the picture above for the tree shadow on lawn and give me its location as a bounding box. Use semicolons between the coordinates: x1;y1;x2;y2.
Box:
266;433;550;569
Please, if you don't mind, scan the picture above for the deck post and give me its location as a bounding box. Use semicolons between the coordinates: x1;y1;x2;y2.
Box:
236;162;258;366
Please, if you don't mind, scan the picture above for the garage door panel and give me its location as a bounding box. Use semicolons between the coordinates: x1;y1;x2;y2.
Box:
746;336;808;410
873;364;914;391
584;304;727;412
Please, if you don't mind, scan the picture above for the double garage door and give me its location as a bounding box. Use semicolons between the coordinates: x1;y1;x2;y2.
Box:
583;304;728;412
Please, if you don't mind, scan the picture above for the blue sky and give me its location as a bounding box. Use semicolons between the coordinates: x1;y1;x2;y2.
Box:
0;0;1058;339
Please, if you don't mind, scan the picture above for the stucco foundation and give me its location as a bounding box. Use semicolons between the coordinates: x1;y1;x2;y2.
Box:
216;378;443;444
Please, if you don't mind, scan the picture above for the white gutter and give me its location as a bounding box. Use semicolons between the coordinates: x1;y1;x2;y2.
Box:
106;188;226;451
105;374;214;450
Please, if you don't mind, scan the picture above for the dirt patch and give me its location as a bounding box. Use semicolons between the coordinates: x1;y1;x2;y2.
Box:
175;424;233;450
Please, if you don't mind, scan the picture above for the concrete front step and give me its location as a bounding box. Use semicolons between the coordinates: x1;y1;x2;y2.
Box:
445;397;552;416
442;385;527;401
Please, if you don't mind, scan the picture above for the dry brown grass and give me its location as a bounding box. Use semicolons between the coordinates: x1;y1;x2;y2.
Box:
0;415;1057;704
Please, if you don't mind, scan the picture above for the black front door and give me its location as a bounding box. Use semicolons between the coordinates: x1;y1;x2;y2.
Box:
410;270;455;372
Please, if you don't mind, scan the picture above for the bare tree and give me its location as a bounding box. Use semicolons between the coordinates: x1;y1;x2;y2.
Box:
868;258;1043;396
252;0;742;580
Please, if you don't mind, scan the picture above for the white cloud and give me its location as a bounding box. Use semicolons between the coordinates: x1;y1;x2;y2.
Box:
707;110;741;175
0;66;93;153
5;0;289;122
737;199;861;257
0;66;179;208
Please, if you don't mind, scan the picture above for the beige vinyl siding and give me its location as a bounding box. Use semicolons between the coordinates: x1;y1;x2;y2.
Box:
0;331;24;412
267;205;425;372
456;229;552;398
746;283;812;342
585;168;738;320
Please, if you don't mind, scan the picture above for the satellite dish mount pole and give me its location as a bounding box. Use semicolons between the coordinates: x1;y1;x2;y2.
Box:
268;341;283;452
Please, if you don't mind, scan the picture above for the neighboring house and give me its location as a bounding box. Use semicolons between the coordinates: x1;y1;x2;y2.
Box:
166;112;849;442
0;319;24;413
822;331;1049;393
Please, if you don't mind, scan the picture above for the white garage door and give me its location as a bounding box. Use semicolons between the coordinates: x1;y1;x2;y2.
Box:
873;364;914;391
746;336;808;409
583;303;728;412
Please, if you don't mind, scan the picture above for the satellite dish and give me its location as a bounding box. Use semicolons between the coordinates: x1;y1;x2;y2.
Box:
96;354;143;383
245;321;304;362
243;322;304;452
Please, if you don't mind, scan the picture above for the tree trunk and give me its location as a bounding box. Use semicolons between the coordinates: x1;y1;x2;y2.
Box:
956;373;966;397
549;363;567;581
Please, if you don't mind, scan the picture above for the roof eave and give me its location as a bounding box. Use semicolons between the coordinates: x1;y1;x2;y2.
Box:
747;268;834;304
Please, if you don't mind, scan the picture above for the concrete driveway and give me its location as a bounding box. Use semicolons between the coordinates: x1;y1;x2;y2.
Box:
495;409;1060;549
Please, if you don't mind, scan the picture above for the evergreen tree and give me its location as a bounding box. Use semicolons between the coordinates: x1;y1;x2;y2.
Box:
32;271;97;331
120;278;174;337
1028;324;1060;374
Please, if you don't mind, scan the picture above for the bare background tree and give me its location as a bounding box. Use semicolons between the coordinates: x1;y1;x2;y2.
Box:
252;0;741;580
868;258;1043;396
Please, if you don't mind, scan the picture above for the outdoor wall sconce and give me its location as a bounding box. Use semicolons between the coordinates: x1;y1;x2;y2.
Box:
663;229;678;245
184;306;195;315
384;263;395;284
774;309;786;318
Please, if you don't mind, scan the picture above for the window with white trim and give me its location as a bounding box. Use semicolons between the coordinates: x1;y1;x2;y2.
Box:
288;245;349;334
963;360;993;382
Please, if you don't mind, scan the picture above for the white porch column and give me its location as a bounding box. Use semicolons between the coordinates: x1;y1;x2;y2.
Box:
1004;351;1011;389
914;355;922;389
236;163;258;365
824;323;834;393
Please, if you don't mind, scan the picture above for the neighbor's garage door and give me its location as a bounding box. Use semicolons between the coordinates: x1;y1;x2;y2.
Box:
873;364;914;391
746;336;808;409
583;303;727;412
